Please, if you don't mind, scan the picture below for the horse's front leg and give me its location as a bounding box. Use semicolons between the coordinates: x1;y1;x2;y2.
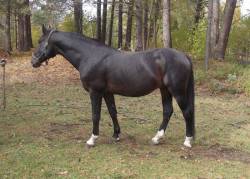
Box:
86;92;103;148
104;94;121;141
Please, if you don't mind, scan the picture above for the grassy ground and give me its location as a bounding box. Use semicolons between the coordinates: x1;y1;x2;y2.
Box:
0;54;249;178
0;82;249;178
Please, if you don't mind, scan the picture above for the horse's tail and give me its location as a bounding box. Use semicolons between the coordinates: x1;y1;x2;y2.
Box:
186;55;195;140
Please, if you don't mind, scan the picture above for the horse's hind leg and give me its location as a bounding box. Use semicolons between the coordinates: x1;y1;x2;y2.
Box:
174;94;194;148
151;87;173;145
104;94;121;141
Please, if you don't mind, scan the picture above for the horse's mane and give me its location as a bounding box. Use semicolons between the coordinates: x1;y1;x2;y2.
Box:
61;31;118;50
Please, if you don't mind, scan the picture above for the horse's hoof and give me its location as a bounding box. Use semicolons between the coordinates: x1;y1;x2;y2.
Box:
109;137;120;143
148;140;159;145
85;143;95;149
181;144;192;150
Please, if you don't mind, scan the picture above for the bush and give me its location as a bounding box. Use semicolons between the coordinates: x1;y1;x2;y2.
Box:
193;59;249;95
191;20;207;58
172;27;192;54
237;67;250;95
195;70;209;85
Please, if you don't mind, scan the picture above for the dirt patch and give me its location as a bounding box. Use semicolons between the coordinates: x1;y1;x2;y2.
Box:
201;144;250;163
180;144;250;163
0;53;80;85
31;122;87;141
122;133;139;145
49;122;82;133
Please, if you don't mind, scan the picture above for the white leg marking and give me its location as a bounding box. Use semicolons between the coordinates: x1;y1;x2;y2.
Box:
152;129;165;144
86;134;98;146
183;136;193;148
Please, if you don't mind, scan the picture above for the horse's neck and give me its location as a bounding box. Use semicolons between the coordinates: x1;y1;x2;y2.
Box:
53;32;118;70
54;32;87;70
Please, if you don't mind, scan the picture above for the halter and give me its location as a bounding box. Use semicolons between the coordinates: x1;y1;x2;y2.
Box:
32;30;55;65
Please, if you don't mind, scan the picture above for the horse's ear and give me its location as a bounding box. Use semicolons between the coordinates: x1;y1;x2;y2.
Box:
42;24;47;34
48;25;52;30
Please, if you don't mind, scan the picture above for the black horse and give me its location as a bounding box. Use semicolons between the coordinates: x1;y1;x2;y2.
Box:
31;25;195;148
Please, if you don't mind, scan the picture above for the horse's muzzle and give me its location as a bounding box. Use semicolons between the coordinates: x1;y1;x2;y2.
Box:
31;58;42;68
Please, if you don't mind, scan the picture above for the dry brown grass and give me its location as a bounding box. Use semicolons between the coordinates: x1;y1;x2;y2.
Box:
1;51;80;85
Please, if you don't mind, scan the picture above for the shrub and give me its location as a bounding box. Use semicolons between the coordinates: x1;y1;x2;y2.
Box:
195;70;209;85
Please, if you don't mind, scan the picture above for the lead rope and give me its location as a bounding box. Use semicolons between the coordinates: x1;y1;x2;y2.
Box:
1;59;7;109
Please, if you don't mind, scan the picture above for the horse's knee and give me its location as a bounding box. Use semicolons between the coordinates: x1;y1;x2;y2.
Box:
163;108;173;120
93;118;100;125
110;112;117;119
182;108;193;120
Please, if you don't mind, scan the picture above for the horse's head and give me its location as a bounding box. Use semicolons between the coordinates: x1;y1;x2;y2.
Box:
31;25;56;68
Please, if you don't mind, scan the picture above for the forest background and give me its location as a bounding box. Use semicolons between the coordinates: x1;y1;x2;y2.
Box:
0;0;249;93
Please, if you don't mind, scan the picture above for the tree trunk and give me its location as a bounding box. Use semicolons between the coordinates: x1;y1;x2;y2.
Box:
25;0;33;48
74;0;83;34
214;0;237;61
15;11;18;49
97;0;102;41
18;4;25;51
146;0;155;49
24;0;32;49
25;13;33;48
163;0;172;48
194;0;204;24
211;0;219;58
5;0;12;53
108;0;115;46
101;0;107;43
124;0;134;51
118;0;123;49
154;0;161;48
205;0;213;69
18;12;26;51
135;0;143;51
143;0;148;50
18;0;32;51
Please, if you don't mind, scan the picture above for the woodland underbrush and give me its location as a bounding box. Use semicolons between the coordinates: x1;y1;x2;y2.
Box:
193;58;249;95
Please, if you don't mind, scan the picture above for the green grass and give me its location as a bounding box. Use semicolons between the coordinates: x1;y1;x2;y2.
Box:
0;83;249;178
